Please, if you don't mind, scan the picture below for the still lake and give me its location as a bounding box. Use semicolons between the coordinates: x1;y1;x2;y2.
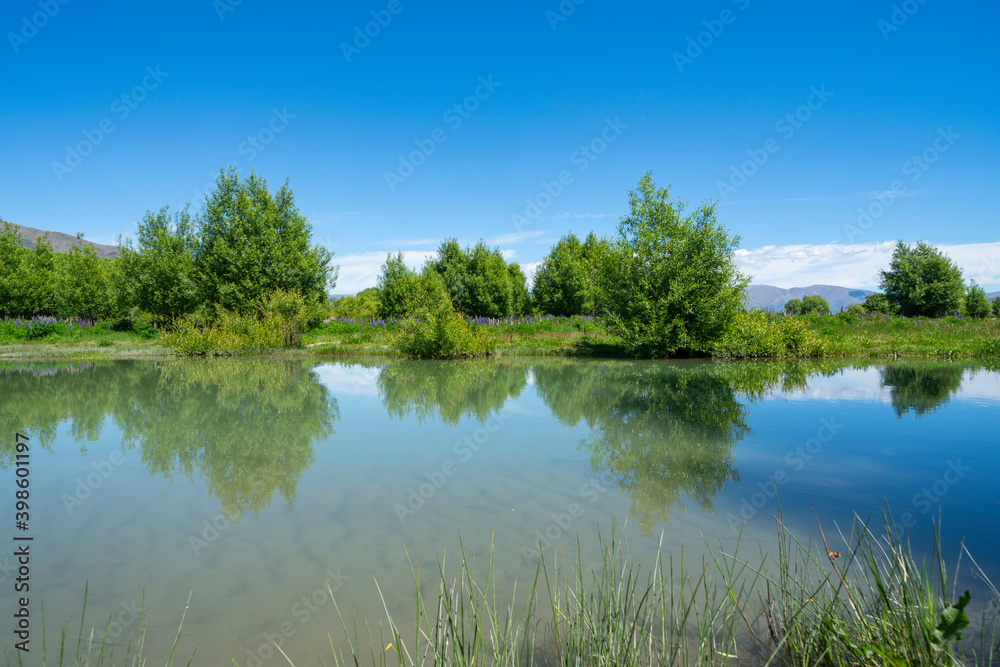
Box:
2;357;999;664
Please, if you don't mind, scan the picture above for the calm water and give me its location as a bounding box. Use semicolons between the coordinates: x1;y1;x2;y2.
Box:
1;357;998;665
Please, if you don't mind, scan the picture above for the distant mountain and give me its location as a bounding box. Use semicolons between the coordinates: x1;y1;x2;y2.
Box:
747;284;875;312
8;224;119;259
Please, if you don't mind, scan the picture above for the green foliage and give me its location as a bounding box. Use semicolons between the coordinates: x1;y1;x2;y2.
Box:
784;298;802;314
845;303;866;315
964;281;991;318
993;296;1000;317
329;293;380;320
532;232;608;316
376;252;417;319
598;173;750;356
162;307;285;355
195;166;337;312
427;237;528;317
116;206;200;319
880;240;964;317
395;301;495;359
880;364;966;417
58;238;115;319
376;255;454;319
713;310;826;358
862;292;897;314
786;295;830;315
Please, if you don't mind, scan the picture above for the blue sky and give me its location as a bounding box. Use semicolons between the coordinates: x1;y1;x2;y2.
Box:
2;0;998;293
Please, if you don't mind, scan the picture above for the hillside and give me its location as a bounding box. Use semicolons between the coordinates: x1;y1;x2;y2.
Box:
746;284;874;312
8;223;119;259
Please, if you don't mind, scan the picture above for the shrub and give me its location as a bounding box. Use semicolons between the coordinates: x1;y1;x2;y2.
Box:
162;308;284;355
395;302;495;359
713;310;825;358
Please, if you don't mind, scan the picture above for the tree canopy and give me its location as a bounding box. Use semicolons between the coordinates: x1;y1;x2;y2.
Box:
196;167;337;311
532;232;607;316
598;173;749;356
879;241;964;317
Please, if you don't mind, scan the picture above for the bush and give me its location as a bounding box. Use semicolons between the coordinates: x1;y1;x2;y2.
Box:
395;302;494;359
713;311;825;358
845;303;865;316
162;308;284;355
599;173;749;356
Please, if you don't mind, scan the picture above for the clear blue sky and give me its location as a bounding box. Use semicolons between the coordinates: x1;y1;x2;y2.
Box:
2;0;998;292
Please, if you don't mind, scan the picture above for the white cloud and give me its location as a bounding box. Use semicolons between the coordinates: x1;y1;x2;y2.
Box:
334;250;436;294
487;230;546;245
313;364;381;398
520;261;542;287
735;240;1000;290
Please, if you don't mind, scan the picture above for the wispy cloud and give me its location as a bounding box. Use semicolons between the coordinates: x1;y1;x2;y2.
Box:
553;212;609;219
486;230;547;245
735;240;1000;290
334;250;437;294
776;189;923;203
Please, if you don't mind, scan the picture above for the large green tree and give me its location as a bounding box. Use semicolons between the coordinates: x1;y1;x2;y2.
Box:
58;237;114;319
196;167;337;312
532;232;608;316
964;281;990;318
879;241;964;317
117;207;200;319
784;295;830;315
427;238;528;317
599;173;749;356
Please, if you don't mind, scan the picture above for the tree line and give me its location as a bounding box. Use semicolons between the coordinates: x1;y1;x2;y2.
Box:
1;166;336;321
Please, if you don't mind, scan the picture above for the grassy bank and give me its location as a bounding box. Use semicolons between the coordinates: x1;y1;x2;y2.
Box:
2;312;998;360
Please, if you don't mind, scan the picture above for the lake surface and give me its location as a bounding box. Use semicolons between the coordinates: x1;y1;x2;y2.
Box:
2;357;999;665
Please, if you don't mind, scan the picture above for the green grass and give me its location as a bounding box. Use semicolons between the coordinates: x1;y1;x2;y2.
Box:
231;507;998;667
2;312;998;360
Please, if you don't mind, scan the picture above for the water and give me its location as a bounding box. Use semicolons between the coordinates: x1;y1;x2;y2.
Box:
1;357;998;664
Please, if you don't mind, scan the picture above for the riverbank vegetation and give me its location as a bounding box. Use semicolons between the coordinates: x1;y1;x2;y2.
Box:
42;507;999;666
3;171;998;360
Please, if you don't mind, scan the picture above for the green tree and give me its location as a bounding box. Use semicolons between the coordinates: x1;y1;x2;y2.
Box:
964;281;990;318
428;237;470;312
117;207;200;319
377;252;418;319
57;236;114;319
879;241;964;317
533;233;597;316
21;233;59;316
993;296;1000;317
862;292;896;315
784;298;803;315
196;166;337;312
801;295;830;314
599;173;749;356
464;241;522;318
0;221;27;317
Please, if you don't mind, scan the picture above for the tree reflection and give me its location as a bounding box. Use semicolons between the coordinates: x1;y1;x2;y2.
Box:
0;359;338;518
880;364;966;418
532;360;833;532
377;359;527;424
